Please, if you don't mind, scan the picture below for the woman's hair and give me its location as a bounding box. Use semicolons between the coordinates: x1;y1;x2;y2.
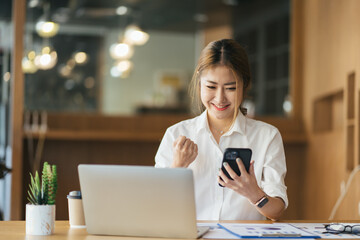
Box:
189;39;252;116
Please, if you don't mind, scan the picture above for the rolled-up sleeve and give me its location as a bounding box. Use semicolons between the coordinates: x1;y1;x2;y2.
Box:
260;130;288;209
155;128;175;168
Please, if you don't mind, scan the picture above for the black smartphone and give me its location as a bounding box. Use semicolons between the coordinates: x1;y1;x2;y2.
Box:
219;148;252;187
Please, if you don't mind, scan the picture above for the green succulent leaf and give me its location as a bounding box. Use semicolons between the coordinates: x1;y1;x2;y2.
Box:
27;162;58;205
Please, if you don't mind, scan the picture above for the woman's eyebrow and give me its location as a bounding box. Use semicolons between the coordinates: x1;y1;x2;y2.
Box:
224;82;236;85
205;80;217;84
205;80;236;85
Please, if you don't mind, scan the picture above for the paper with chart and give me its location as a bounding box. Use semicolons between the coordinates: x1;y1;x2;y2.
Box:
198;222;318;239
218;223;319;238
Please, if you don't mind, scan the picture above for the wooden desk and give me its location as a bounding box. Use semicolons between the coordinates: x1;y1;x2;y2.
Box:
0;220;350;240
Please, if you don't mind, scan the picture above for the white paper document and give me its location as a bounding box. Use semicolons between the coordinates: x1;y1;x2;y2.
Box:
219;223;319;238
198;222;318;239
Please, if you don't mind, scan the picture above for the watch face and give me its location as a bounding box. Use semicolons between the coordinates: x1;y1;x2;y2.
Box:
257;197;269;208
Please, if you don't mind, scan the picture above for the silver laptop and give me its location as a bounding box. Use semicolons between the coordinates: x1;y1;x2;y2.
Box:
78;164;209;238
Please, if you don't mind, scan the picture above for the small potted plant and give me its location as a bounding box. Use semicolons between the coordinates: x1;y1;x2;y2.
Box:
26;162;57;235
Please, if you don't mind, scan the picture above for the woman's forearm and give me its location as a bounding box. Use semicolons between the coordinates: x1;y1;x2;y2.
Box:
255;196;285;221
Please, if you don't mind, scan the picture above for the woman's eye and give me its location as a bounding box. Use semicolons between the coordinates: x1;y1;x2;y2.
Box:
206;86;216;89
226;87;236;91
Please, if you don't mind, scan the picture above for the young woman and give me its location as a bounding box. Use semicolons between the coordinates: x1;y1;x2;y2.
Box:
155;39;287;221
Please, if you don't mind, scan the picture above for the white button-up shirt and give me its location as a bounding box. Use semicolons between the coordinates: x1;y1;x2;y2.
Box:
155;110;288;220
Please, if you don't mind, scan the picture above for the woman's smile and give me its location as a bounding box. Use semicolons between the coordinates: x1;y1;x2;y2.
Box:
211;103;230;111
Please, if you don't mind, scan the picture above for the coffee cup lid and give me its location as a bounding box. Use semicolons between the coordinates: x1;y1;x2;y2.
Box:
67;190;82;199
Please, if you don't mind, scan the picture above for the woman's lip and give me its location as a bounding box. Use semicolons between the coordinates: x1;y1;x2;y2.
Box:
212;103;230;111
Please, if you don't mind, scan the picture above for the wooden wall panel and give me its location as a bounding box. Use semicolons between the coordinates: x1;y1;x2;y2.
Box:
281;143;306;220
10;0;26;220
301;0;360;220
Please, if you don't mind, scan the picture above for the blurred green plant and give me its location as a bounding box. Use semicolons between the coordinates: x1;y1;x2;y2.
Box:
27;162;57;205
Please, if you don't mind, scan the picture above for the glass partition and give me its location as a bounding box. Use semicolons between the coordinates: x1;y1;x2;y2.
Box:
22;0;291;117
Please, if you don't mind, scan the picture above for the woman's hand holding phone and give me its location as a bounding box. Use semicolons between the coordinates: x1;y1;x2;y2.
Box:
218;159;265;204
171;136;198;168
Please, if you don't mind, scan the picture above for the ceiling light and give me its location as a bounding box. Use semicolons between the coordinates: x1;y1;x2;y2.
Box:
124;25;149;46
22;58;38;74
74;52;88;65
22;51;38;74
28;0;40;8
111;60;133;78
42;46;51;54
116;60;133;72
39;54;51;66
3;72;11;82
110;66;122;77
36;20;59;38
28;51;36;60
34;47;58;70
116;6;128;15
283;95;292;116
58;64;72;77
111;66;131;79
109;43;134;59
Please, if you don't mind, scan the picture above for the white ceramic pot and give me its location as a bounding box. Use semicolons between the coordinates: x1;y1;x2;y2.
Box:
26;204;56;235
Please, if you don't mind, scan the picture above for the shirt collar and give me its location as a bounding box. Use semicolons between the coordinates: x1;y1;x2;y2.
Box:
196;110;209;133
196;110;246;135
227;111;246;135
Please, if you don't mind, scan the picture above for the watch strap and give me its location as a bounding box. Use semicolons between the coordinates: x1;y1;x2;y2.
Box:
255;195;269;208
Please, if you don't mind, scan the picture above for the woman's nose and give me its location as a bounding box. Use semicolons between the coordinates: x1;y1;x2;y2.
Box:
214;88;225;102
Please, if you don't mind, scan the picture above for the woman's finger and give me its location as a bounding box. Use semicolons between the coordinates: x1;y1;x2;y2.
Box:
218;168;231;184
174;135;183;145
236;158;248;176
189;143;197;159
223;162;238;180
175;136;187;149
249;160;255;175
180;137;188;147
191;143;197;154
218;175;226;187
183;139;192;149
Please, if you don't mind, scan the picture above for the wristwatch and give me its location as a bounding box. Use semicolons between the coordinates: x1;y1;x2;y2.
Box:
255;195;269;208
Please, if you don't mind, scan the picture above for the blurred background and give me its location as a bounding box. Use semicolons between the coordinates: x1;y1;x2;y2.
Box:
1;0;360;223
19;0;290;116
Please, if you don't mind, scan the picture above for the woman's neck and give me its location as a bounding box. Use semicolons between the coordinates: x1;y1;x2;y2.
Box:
207;114;234;136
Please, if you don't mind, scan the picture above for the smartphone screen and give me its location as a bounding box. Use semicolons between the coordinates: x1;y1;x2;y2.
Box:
219;148;252;187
